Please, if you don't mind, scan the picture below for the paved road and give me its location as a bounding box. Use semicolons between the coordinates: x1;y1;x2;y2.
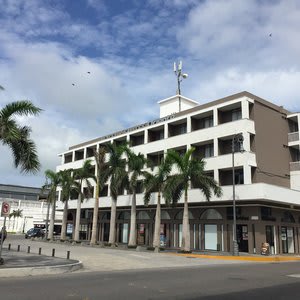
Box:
3;235;300;299
1;262;300;299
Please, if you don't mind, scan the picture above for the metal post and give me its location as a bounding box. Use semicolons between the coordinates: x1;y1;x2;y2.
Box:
67;250;70;259
17;245;20;252
231;133;244;256
52;248;55;257
0;217;6;261
38;247;42;255
232;141;239;256
27;246;30;253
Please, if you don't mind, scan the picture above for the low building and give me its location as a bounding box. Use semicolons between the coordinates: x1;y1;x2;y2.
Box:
56;91;300;254
0;184;62;233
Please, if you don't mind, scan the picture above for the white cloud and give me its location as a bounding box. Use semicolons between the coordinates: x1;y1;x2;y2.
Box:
1;0;300;187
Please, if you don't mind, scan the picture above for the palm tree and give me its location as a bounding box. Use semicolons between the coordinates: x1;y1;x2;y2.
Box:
125;149;147;248
9;209;23;232
44;170;61;240
144;154;172;251
0;101;42;173
59;169;75;241
106;143;129;246
164;147;222;252
90;146;109;245
73;160;96;242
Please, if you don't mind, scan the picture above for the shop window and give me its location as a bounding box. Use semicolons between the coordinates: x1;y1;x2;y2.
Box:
102;212;111;220
261;207;276;221
137;211;150;220
200;209;222;220
226;207;248;220
161;211;171;220
175;210;194;220
281;211;295;223
118;211;130;220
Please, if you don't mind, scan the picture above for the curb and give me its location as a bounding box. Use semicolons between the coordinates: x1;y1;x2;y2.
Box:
0;261;83;278
170;253;300;262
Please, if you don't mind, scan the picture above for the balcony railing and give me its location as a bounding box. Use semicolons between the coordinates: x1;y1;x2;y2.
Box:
288;132;299;143
290;161;300;171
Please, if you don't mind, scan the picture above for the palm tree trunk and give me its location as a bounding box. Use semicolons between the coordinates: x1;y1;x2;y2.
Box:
60;200;68;241
74;193;82;242
128;191;137;247
153;192;161;250
90;181;100;245
48;199;56;240
181;189;190;252
108;198;117;245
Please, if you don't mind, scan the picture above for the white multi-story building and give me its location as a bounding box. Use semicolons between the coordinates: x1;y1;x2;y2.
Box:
57;91;300;254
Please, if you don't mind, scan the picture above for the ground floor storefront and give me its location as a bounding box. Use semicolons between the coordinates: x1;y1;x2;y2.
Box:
66;202;300;255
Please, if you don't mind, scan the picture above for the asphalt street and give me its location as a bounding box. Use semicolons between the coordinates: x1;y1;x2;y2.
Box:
2;235;300;299
1;262;300;299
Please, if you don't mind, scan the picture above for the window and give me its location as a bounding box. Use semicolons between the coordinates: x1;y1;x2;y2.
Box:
232;109;242;121
261;207;276;221
227;207;248;220
203;116;213;128
234;169;244;184
281;211;295;223
200;209;222;220
204;144;214;158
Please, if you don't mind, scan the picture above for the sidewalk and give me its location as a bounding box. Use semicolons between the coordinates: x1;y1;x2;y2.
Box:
1;236;300;278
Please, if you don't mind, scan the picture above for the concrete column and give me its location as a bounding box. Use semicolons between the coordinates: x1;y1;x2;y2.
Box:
187;116;191;133
83;147;87;159
242;100;250;119
214;169;219;184
243;132;250;152
243;165;252;184
164;123;168;139
213;108;218;126
144;129;148;144
214;138;219;157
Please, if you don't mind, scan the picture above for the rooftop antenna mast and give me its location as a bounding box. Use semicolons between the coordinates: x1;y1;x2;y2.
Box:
174;61;188;112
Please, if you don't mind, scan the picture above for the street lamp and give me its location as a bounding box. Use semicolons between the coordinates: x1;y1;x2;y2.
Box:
232;133;244;256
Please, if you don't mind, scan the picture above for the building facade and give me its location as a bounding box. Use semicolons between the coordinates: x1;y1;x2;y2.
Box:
56;91;300;254
0;184;62;233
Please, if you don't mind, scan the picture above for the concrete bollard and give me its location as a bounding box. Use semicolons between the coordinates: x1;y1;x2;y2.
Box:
52;248;55;257
67;250;70;259
38;247;42;255
17;245;20;252
27;246;30;253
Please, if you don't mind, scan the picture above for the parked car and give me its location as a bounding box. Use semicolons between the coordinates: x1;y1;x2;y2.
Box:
25;228;45;239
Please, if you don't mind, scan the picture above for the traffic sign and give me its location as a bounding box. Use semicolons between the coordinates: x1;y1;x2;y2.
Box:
1;202;10;217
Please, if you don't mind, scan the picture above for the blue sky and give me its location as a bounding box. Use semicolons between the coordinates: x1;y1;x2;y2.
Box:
1;0;300;187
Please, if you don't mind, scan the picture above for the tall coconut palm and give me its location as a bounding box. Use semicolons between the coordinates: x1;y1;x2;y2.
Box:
144;154;172;251
164;147;222;252
44;169;61;240
59;169;76;241
0;100;42;173
106;143;129;246
125;149;147;247
90;146;109;245
73;159;96;242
